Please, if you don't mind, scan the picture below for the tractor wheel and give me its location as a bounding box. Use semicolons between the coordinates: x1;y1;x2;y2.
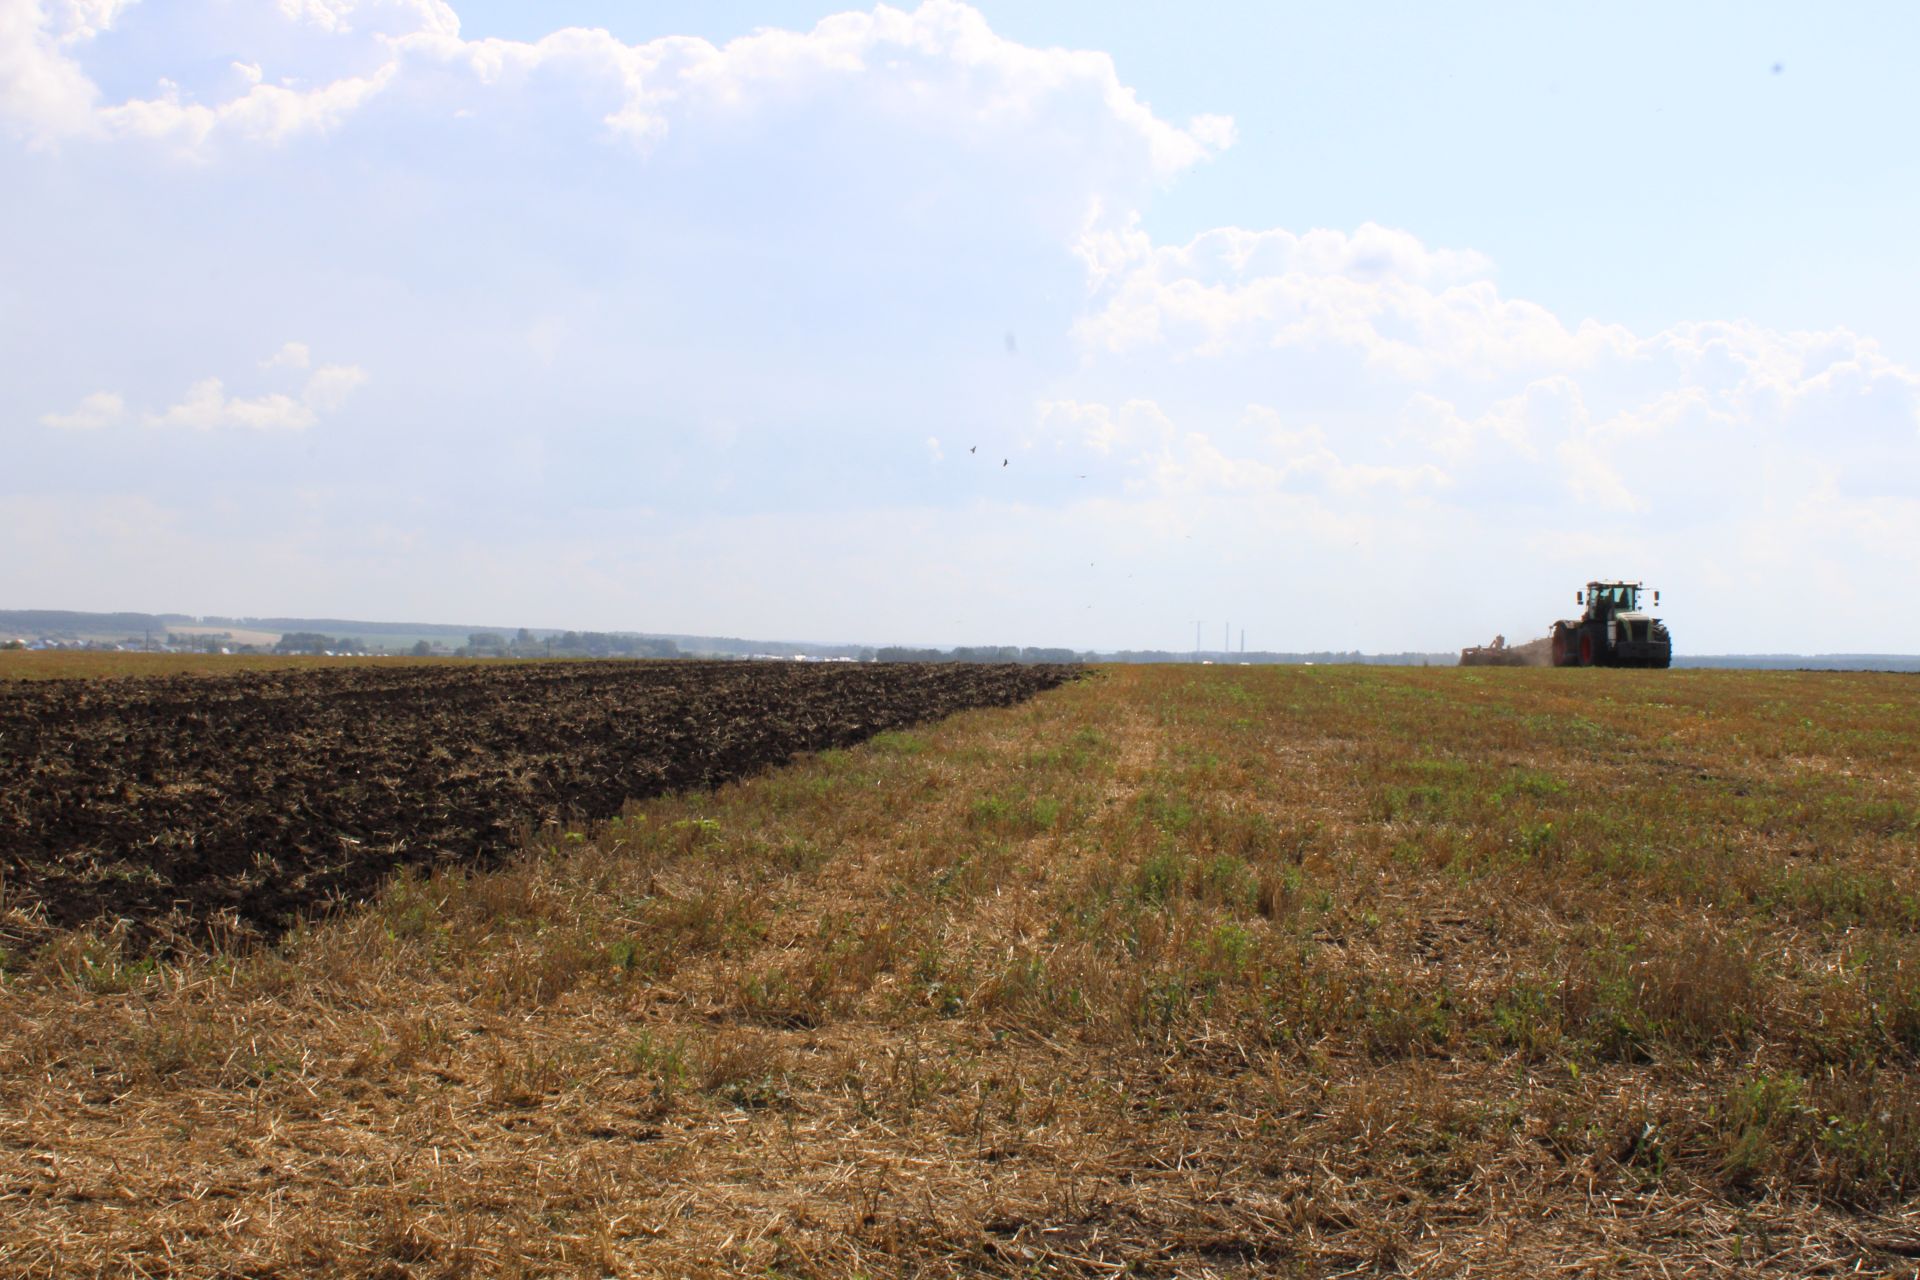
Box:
1578;630;1596;667
1551;624;1573;667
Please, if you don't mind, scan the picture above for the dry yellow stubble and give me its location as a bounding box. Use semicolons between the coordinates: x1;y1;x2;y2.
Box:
4;665;1920;1277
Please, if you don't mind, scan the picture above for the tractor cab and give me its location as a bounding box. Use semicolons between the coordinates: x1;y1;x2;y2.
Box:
1578;581;1660;620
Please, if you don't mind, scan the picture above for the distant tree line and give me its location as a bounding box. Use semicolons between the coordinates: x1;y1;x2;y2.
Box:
1102;649;1450;665
1099;650;1459;665
875;646;1084;664
872;646;1460;666
0;610;166;637
275;632;365;655
175;632;233;653
460;630;681;659
683;634;869;660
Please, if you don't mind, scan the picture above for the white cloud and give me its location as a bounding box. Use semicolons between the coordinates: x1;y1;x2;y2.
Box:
276;0;355;33
0;0;405;149
52;0;136;44
1073;221;1614;377
97;65;398;149
6;4;1918;651
1045;399;1449;503
146;377;318;431
1185;113;1235;153
276;0;458;38
1;0;1231;175
0;0;102;144
262;341;311;370
1036;398;1176;457
1068;218;1920;516
404;1;1230;170
1555;434;1639;512
1037;400;1119;454
302;363;368;411
40;390;124;429
53;345;368;433
1025;212;1920;647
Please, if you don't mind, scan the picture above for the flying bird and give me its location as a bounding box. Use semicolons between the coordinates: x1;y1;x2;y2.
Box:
970;446;976;454
1002;458;1008;467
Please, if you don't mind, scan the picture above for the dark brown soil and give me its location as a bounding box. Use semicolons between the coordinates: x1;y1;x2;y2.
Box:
0;661;1077;952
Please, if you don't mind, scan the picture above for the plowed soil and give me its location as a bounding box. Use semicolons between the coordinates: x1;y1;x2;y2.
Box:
0;661;1076;951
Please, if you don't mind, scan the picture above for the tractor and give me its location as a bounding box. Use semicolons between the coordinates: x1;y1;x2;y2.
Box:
1550;581;1672;668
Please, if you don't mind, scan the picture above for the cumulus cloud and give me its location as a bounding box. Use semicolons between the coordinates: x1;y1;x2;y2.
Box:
276;0;459;38
44;346;367;433
1073;220;1605;376
145;378;318;431
261;341;311;370
1024;211;1920;645
387;2;1232;171
40;390;124;429
0;0;408;147
1043;399;1449;502
1065;218;1920;518
1036;398;1172;456
51;0;137;43
0;0;138;126
302;363;367;411
0;0;1232;189
97;65;398;149
0;0;101;143
6;3;1918;649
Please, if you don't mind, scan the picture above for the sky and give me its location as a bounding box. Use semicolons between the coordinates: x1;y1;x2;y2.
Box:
3;0;1917;653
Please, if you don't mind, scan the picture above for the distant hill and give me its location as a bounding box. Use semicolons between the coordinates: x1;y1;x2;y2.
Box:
182;616;496;640
182;617;872;657
5;609;1916;670
0;610;167;638
1673;654;1920;672
1094;650;1461;666
0;609;872;659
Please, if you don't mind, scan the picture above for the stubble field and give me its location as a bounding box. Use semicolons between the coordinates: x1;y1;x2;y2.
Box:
2;663;1918;1277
